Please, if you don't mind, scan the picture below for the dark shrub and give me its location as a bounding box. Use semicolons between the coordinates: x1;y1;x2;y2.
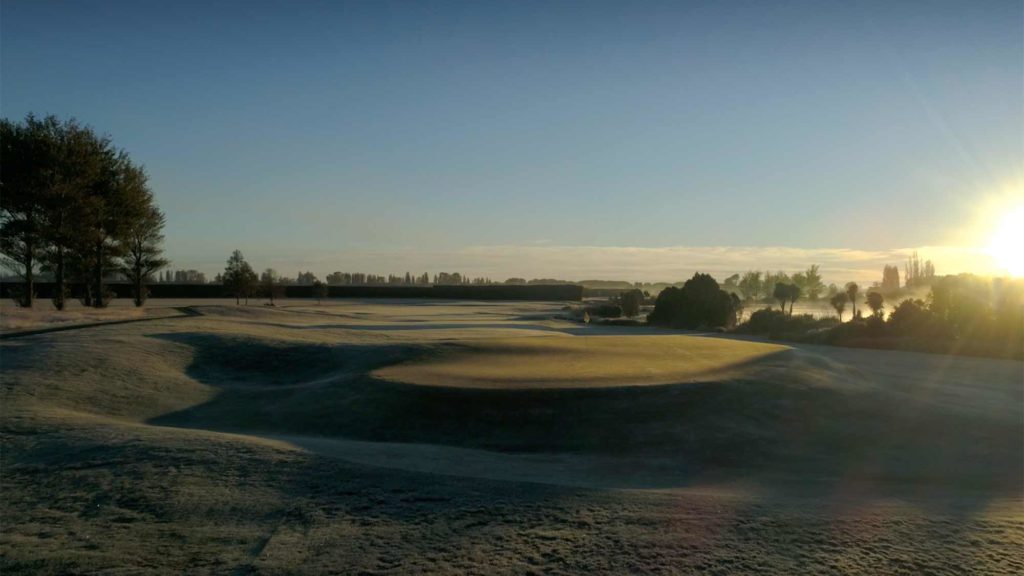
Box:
743;308;787;335
647;273;735;329
740;308;836;338
617;289;644;318
587;303;623;318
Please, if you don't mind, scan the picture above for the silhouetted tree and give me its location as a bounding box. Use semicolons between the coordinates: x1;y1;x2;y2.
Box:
881;265;901;292
738;271;763;300
261;268;279;305
722;273;740;293
764;271;791;303
0;117;50;307
223;250;256;305
887;299;934;336
865;291;885;318
829;292;847;322
2;114;163;309
38;117;107;310
904;251;936;287
648;273;736;329
730;292;744;323
296;271;318;285
313;279;328;304
773;282;790;312
786;283;801;315
121;200;168;306
617;289;644;318
802;265;824;300
845;282;859;318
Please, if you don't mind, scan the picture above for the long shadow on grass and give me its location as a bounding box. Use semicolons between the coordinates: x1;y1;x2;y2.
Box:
147;332;1022;505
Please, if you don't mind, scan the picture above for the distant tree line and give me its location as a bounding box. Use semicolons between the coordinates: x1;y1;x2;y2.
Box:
728;265;825;302
158;269;207;284
1;114;167;308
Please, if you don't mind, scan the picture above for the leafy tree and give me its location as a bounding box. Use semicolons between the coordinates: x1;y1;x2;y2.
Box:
617;289;644;318
802;265;824;300
786;283;801;315
296;271;318;285
41;117;110;310
0;117;49;307
829;292;847;322
773;282;790;312
223;250;257;305
648;273;736;329
313;279;328;304
1;114;159;309
845;282;859;318
904;251;936;287
121;199;168;306
881;265;901;292
887;299;937;336
738;271;763;301
730;292;744;323
79;150;141;308
764;271;791;302
865;291;885;317
722;273;740;293
261;268;280;305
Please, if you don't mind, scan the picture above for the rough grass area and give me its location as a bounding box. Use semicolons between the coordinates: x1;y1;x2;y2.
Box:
2;300;1022;574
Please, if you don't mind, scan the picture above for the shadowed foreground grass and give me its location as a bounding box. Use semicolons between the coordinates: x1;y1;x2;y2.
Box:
2;301;1022;574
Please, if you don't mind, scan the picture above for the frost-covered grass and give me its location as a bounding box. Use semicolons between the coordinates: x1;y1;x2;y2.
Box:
2;301;1021;574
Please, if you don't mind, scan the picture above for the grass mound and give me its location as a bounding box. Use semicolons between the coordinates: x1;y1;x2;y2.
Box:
374;335;796;389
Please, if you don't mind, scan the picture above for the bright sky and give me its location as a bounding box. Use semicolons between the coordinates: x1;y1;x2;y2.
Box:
2;1;1021;282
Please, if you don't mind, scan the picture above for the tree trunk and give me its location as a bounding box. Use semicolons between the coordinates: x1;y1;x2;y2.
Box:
24;246;34;308
134;264;144;307
94;241;104;308
54;248;66;311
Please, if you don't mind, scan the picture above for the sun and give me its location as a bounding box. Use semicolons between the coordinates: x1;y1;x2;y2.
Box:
988;205;1024;277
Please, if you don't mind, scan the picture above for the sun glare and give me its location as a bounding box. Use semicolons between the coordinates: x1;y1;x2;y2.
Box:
988;205;1024;277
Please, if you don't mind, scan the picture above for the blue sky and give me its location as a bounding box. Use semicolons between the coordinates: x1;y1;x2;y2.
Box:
2;1;1021;281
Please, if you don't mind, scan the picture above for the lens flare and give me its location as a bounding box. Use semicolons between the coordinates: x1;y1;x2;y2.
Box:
988;205;1024;276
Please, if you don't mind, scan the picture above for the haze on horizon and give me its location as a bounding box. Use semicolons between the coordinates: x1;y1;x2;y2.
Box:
2;0;1021;283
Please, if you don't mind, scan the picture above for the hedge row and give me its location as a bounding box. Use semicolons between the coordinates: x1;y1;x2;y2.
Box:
0;282;583;302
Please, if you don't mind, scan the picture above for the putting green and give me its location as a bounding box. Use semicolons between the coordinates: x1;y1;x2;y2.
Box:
374;334;789;389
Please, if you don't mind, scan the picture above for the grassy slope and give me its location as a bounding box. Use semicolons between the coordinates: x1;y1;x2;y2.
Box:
2;302;1022;574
